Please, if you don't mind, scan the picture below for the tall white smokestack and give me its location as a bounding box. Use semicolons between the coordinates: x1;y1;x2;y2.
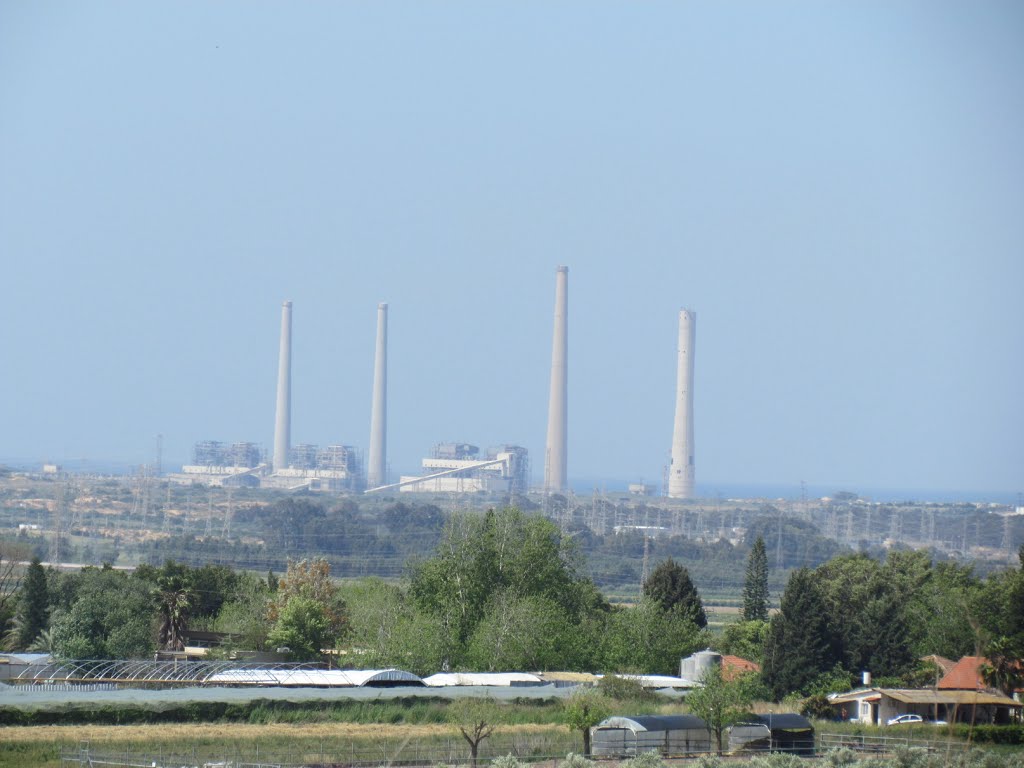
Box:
273;300;293;473
367;302;388;488
668;308;696;499
544;266;568;494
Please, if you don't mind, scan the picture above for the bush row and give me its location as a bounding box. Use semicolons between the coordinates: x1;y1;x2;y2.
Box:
949;725;1024;745
0;695;564;727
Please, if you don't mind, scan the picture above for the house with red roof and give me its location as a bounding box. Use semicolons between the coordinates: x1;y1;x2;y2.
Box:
938;656;989;691
828;655;1022;726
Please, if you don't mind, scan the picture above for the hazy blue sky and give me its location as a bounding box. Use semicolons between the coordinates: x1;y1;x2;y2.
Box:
1;2;1021;498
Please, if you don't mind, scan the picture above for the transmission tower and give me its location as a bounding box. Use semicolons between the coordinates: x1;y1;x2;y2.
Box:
640;533;650;598
50;481;67;564
221;486;233;538
204;491;214;537
68;478;83;530
888;508;902;544
774;515;784;569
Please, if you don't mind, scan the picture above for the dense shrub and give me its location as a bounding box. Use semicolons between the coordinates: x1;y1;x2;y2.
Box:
558;753;594;768
951;725;1024;745
620;752;664;768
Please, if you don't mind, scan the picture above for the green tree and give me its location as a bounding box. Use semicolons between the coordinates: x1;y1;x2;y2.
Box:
685;663;752;754
815;553;915;678
449;695;501;767
410;508;597;668
341;577;447;675
905;560;978;659
742;537;769;622
266;559;348;660
597;673;658;703
266;597;333;661
715;619;769;663
981;636;1024;698
271;559;348;632
14;557;49;650
596;599;706;675
563;687;611;758
0;542;31;645
212;571;273;652
153;566;196;652
642;557;707;628
465;592;571;672
762;568;837;700
49;568;155;659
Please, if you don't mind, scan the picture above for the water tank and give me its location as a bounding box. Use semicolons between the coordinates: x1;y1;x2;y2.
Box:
693;651;723;681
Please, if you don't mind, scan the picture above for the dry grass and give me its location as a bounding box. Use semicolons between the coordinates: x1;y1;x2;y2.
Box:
0;720;565;743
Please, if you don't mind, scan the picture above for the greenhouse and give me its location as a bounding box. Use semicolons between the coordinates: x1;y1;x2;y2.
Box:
14;660;423;688
591;715;712;757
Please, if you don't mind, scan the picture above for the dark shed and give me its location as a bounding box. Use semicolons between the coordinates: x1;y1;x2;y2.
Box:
756;713;815;755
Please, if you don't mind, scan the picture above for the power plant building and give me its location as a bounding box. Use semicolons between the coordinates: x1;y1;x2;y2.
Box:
265;443;362;492
173;441;265;487
391;443;529;494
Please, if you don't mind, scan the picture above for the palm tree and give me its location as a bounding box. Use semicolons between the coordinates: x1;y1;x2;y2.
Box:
980;637;1024;698
28;627;54;653
155;583;193;651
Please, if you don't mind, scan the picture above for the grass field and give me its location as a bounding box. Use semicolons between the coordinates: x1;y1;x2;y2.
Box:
0;721;575;768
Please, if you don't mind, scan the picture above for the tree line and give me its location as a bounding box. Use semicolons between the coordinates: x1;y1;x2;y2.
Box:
3;506;1022;704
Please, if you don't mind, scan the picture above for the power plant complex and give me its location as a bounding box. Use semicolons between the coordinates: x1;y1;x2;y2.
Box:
172;268;698;499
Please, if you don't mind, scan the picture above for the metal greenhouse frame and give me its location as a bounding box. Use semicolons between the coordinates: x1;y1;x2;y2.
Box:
15;660;424;688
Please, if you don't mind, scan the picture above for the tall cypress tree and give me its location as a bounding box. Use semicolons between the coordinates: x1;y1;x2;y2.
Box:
762;567;837;700
16;557;49;649
742;536;769;621
643;557;707;628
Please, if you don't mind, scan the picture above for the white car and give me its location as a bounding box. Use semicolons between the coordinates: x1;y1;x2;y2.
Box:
887;714;923;726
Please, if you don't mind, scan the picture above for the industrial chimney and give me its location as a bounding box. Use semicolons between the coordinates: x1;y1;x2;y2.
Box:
273;300;293;473
367;303;388;489
544;267;568;494
668;308;696;499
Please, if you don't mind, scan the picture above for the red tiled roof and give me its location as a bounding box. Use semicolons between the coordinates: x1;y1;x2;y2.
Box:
938;656;987;690
721;655;761;680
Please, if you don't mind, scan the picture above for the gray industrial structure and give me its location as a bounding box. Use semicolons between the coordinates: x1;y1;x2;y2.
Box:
193;441;262;468
175;438;360;492
176;300;361;492
173;440;265;487
176;275;709;499
267;443;361;492
668;308;696;499
544;266;569;494
367;303;388;489
365;442;529;495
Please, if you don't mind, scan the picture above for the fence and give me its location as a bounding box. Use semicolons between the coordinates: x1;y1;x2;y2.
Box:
60;733;581;768
59;732;980;768
817;732;963;755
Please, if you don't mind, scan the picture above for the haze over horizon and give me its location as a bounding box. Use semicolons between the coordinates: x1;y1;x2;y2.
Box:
1;2;1021;499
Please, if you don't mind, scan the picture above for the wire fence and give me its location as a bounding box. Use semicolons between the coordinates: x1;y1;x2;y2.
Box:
57;732;980;768
59;733;582;768
817;732;964;755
